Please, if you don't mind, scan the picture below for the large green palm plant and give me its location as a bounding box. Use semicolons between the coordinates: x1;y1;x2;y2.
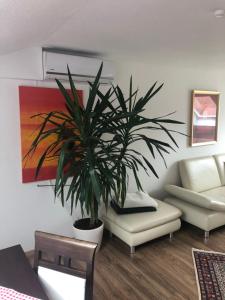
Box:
26;64;184;228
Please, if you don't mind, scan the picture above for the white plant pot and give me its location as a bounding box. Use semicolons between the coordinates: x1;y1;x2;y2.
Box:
73;218;104;251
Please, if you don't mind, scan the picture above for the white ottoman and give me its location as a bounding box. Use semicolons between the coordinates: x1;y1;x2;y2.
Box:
102;199;182;254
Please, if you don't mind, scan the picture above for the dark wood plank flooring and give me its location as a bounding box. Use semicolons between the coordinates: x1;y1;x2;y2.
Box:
26;223;225;300
94;223;225;300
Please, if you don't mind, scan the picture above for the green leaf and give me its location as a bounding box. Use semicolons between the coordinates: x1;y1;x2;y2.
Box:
67;65;82;109
35;142;58;178
131;164;143;191
86;63;103;114
142;156;159;178
89;169;101;203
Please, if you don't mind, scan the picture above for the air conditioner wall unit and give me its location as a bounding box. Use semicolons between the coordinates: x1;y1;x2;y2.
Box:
42;49;115;84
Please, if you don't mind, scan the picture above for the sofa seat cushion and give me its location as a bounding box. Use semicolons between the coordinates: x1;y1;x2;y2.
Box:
165;197;225;231
179;156;221;193
201;186;225;204
103;200;181;233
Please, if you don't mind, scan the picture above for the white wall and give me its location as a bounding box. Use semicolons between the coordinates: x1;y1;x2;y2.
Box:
0;47;43;80
114;58;225;198
1;47;225;250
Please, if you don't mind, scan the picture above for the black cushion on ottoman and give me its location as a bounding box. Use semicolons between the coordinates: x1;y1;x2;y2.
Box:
111;200;157;215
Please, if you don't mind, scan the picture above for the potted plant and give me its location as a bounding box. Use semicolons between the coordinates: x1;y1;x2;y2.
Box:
25;64;183;248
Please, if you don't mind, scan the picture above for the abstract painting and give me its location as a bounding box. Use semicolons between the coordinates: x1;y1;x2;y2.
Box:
19;86;83;183
191;90;219;146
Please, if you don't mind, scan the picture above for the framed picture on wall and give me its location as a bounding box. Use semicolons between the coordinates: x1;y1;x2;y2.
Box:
191;90;220;146
19;86;83;183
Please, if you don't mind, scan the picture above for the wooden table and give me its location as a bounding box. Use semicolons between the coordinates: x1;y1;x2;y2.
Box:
0;245;48;299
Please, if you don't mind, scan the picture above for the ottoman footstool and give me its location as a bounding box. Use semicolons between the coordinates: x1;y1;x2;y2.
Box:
102;199;182;254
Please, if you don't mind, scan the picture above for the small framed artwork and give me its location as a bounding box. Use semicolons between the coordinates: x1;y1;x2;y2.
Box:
191;90;220;146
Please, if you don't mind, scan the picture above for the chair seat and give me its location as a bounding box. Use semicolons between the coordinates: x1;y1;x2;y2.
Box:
38;266;85;300
103;199;181;233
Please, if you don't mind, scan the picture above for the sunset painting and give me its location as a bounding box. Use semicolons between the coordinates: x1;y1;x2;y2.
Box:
19;86;83;183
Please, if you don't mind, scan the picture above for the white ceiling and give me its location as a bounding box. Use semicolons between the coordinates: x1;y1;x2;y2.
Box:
1;0;225;59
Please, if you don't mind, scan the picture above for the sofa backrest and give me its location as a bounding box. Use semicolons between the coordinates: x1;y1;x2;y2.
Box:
214;154;225;185
179;156;222;192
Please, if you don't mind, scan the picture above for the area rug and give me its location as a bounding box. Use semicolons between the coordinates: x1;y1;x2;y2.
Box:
192;248;225;300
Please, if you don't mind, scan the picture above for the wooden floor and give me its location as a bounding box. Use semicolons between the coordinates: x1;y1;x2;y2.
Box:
94;223;225;300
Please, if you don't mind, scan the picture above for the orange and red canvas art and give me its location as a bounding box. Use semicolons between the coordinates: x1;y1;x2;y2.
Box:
19;86;83;183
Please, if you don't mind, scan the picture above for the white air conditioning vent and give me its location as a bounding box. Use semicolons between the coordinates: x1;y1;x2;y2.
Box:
42;49;115;84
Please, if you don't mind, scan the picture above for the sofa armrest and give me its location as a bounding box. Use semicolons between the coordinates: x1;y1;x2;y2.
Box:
165;184;225;211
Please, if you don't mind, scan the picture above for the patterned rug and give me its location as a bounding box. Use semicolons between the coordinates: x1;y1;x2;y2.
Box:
192;248;225;300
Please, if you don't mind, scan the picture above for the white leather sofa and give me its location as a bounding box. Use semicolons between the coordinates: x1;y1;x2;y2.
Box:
165;153;225;239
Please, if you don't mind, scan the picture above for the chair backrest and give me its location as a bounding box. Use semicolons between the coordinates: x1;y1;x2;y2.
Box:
34;231;97;300
179;156;221;192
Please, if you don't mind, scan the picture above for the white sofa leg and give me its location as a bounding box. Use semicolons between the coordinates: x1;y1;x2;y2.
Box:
169;232;173;241
130;246;135;254
204;231;209;242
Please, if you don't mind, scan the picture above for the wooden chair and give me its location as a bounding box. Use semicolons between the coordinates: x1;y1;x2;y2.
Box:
34;231;97;300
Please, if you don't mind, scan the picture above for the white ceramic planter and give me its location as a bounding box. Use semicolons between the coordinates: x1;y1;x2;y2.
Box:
73;219;104;251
